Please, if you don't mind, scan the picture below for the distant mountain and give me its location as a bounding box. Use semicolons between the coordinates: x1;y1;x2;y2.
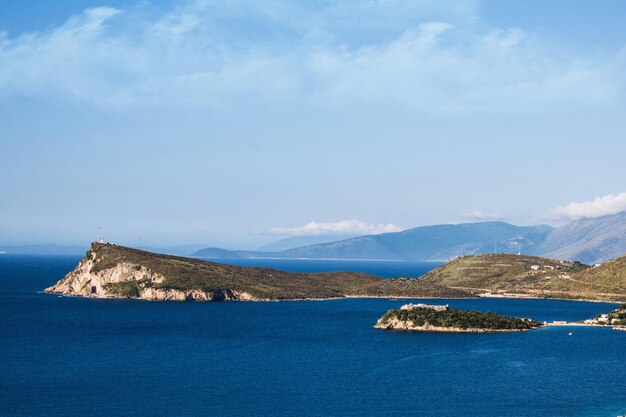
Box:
190;214;626;263
0;244;88;255
258;235;356;252
538;212;626;264
142;244;210;257
277;222;554;261
192;247;244;258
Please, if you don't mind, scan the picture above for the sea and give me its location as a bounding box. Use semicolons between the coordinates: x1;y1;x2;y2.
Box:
1;255;625;417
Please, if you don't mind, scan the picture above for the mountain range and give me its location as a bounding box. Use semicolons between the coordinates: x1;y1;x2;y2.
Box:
193;211;626;264
537;211;626;264
5;212;625;265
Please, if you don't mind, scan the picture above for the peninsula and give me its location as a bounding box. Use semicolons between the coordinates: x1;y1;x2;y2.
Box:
45;242;471;301
374;304;544;332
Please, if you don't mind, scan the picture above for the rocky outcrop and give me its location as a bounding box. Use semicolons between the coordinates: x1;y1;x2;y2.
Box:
45;247;256;301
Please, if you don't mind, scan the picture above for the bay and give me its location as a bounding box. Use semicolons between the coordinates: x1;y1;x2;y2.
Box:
1;255;624;417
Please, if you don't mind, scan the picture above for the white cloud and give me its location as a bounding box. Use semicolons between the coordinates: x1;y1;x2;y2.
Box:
462;210;503;221
268;220;403;236
546;192;626;221
0;1;624;112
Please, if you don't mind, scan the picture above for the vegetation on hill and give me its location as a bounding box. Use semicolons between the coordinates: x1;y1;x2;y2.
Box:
84;243;471;300
572;255;626;292
419;253;626;301
377;307;543;331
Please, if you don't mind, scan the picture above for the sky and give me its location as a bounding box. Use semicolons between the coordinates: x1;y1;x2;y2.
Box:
1;0;625;249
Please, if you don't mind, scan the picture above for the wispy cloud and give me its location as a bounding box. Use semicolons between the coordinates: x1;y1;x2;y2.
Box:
462;210;503;221
268;220;403;236
0;1;623;112
546;192;626;221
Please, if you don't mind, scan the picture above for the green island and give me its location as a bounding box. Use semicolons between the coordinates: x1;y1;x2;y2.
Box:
374;304;544;332
45;242;469;301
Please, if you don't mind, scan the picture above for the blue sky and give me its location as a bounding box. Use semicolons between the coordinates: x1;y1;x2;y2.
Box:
1;0;625;249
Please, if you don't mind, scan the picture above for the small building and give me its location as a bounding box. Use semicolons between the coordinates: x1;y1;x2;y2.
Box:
530;265;541;271
400;303;449;312
552;320;567;325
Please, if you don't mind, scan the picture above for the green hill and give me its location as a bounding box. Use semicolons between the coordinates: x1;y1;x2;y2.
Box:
420;253;626;301
573;255;626;291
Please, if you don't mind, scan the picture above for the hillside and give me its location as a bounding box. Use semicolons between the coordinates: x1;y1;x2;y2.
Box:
46;242;471;301
276;222;554;261
538;212;626;264
420;253;626;301
572;255;626;291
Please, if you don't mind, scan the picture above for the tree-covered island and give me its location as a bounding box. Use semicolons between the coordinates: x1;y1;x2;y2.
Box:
374;304;544;332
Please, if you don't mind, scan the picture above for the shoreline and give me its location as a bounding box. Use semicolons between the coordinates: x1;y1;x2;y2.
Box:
43;290;475;303
373;326;539;333
43;289;622;304
477;292;623;304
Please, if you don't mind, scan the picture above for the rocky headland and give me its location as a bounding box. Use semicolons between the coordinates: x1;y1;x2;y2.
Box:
45;242;471;301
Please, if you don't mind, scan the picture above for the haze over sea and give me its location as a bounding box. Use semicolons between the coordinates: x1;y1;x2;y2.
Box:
1;255;625;417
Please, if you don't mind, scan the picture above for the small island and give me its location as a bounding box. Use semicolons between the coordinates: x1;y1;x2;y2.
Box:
374;304;544;333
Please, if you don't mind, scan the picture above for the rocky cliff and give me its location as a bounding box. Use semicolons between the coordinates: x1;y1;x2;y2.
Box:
45;246;256;301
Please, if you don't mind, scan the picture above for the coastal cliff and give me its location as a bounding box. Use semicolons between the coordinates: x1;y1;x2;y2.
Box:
45;242;472;301
45;246;256;301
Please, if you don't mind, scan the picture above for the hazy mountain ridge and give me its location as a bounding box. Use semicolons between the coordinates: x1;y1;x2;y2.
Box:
10;213;626;264
277;222;554;261
258;235;356;252
538;212;626;264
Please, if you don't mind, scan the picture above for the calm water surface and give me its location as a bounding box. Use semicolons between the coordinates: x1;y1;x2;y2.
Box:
1;255;625;417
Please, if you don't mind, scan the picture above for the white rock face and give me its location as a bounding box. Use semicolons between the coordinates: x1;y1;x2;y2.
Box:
45;249;256;302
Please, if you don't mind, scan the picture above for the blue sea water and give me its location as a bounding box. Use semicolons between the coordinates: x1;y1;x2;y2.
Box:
196;257;444;278
1;255;625;417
